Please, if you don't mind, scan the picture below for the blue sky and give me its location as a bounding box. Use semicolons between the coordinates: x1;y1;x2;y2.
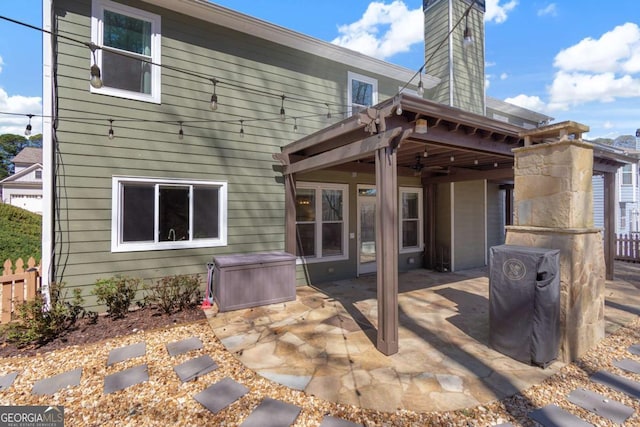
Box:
0;0;639;139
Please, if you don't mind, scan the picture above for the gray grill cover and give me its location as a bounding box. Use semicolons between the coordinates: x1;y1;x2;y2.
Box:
489;245;560;367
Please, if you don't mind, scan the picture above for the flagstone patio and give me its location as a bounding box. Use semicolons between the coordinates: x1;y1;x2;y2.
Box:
207;266;640;413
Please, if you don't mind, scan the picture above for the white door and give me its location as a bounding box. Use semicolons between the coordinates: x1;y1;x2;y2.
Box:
358;186;377;275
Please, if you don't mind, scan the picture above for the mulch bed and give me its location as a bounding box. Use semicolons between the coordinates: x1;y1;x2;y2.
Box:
0;305;206;358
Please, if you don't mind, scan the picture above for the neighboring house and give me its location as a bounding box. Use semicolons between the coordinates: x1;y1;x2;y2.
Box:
0;147;43;214
42;0;625;308
592;130;640;235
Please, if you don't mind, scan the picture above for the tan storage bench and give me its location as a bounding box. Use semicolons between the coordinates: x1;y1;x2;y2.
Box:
212;252;296;312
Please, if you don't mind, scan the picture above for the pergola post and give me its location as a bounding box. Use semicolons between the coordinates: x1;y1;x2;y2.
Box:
375;145;399;355
284;173;297;255
603;172;616;280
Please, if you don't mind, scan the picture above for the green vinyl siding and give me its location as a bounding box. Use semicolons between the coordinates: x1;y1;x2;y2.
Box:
52;0;414;308
453;180;486;270
424;0;484;114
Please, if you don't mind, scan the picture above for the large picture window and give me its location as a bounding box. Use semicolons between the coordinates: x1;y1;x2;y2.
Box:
348;72;378;116
296;183;348;262
91;0;161;103
112;177;227;252
400;187;423;251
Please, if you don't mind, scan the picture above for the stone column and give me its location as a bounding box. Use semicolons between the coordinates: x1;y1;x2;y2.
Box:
506;130;605;363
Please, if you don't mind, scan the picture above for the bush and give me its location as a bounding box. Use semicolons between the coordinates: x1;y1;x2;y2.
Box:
144;274;202;314
93;276;140;319
0;204;41;262
5;282;95;347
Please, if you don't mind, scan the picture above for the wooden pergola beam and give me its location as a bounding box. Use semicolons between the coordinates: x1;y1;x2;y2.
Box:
284;127;403;175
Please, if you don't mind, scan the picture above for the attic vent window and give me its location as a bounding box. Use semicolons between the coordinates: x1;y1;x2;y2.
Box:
91;0;161;103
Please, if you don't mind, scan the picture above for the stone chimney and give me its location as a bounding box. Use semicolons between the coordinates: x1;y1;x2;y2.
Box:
423;0;485;115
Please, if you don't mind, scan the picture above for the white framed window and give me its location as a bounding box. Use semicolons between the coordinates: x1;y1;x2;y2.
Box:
295;182;348;263
111;176;227;252
91;0;161;103
622;164;633;186
400;187;423;252
348;71;378;116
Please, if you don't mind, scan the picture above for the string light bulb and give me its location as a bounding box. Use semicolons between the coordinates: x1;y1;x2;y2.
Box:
24;114;34;136
293;117;298;133
325;103;332;120
178;121;184;140
87;42;103;89
417;68;425;96
210;79;218;111
463;11;474;48
396;105;403;115
240;120;245;138
279;95;286;121
108;119;114;140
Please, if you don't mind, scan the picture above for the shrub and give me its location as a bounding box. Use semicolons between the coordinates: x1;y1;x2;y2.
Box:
0;204;42;262
144;274;202;314
93;276;140;319
5;282;96;347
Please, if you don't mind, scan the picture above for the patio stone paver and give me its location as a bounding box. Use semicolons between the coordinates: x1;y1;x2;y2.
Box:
193;377;248;414
590;370;640;400
0;371;19;391
628;344;640;356
103;364;148;394
207;269;571;412
173;355;218;382
528;404;593;427
319;415;363;427
239;397;301;427
613;358;640;374
107;341;146;366
32;368;82;396
166;337;203;357
567;388;634;425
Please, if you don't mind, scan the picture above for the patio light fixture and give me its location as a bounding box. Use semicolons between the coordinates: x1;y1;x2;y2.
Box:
210;79;219;111
463;9;474;48
86;42;103;89
279;95;286;121
24;114;34;136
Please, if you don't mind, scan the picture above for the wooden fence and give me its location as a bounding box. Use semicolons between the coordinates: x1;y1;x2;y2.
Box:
0;258;41;323
615;234;640;263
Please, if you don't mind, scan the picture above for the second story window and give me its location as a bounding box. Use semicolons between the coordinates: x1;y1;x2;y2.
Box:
622;164;633;186
348;72;378;116
91;0;161;103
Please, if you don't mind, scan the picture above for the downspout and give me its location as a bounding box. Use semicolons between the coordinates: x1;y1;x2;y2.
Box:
448;0;454;107
41;0;54;309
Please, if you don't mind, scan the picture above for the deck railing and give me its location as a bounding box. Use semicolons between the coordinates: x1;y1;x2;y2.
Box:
615;233;640;263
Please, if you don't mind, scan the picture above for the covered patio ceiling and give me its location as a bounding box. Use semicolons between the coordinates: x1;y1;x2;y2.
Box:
278;93;627;181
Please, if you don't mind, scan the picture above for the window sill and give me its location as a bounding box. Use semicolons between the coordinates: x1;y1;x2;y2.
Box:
111;239;227;253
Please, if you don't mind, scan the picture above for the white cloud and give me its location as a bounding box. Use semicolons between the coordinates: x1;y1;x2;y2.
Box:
537;4;557;17
603;121;614;129
331;1;423;59
500;72;508;80
548;71;640;111
504;94;547;113
553;23;640;74
485;0;518;24
547;23;640;110
0;87;42;135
